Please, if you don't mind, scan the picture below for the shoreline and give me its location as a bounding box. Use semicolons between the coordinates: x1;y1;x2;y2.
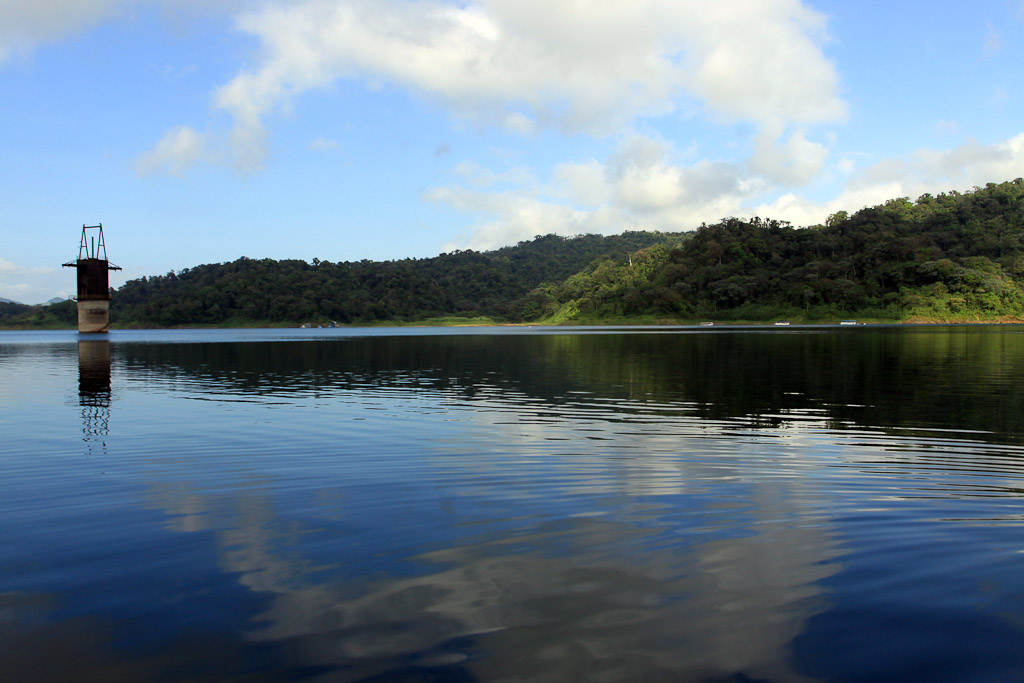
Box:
5;317;1024;332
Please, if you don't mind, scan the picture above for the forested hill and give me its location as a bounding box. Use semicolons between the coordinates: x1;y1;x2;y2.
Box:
5;179;1024;328
538;179;1024;323
116;231;675;326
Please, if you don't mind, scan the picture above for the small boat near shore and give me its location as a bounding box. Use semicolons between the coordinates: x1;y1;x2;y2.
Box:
840;320;858;326
774;320;791;326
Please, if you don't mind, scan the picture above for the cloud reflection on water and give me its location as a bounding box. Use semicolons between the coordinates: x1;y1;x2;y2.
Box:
7;328;1024;680
133;376;844;680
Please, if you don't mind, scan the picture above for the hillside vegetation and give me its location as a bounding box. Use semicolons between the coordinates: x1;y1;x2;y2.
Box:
5;179;1024;328
541;179;1024;323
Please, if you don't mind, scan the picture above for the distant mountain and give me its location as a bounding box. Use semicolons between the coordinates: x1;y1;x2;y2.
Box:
0;297;24;305
44;297;67;305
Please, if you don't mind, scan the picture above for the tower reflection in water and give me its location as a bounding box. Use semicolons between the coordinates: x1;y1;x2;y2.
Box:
77;338;111;455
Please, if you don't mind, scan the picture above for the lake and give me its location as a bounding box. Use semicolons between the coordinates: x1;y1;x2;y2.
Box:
2;325;1024;681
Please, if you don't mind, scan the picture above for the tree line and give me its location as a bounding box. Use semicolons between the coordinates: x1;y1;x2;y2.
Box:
4;179;1023;328
534;179;1024;323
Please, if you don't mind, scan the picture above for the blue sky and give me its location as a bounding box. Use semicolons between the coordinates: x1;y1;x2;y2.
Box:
2;0;1023;304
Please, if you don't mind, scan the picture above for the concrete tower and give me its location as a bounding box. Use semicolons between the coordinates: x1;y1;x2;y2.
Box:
63;224;122;333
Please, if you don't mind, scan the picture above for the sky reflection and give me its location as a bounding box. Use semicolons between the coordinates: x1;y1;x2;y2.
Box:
3;328;1024;680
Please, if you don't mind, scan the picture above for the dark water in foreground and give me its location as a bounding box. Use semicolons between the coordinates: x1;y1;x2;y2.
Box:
3;325;1024;681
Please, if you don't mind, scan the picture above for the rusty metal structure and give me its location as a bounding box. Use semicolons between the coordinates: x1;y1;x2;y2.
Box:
63;224;122;333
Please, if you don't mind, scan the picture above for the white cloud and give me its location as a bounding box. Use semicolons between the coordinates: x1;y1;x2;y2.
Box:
453;160;533;188
134;125;210;176
428;131;1024;251
0;0;246;63
0;258;63;305
748;125;830;187
836;157;857;175
613;155;686;211
427;186;607;251
428;133;760;250
0;0;126;63
502;112;537;136
857;134;1024;190
750;185;897;230
552;160;608;207
0;257;51;276
752;133;1024;226
154;0;844;172
602;135;757;221
679;1;844;126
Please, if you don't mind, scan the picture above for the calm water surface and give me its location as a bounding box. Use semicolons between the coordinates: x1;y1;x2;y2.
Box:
2;325;1024;681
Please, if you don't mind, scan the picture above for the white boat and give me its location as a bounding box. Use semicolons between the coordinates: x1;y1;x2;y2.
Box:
840;320;858;326
774;321;791;326
699;321;714;327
